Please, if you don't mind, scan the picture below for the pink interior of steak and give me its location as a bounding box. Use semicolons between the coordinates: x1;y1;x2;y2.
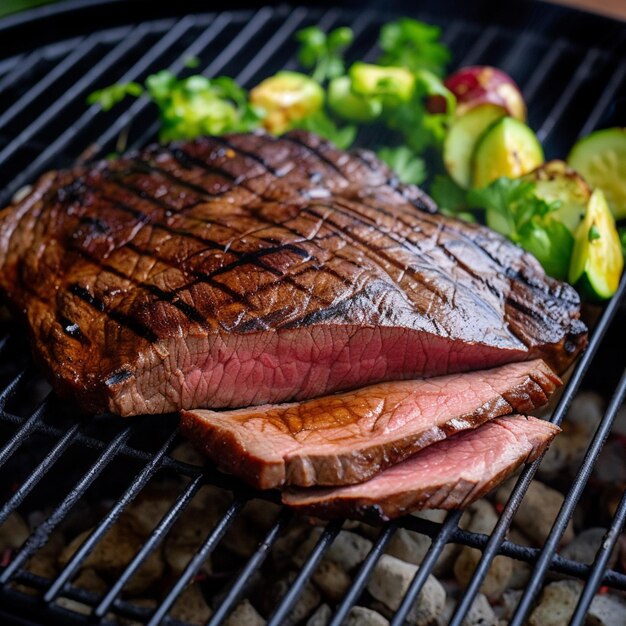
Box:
281;415;560;521
180;359;560;489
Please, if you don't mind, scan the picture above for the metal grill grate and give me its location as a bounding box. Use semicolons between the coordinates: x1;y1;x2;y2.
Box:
0;2;625;625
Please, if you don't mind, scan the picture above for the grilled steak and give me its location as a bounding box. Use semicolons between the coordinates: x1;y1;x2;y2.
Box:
181;359;560;489
282;415;560;521
0;131;586;415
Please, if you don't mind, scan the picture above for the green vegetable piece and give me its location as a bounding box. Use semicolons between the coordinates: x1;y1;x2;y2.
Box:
517;217;574;281
296;26;354;83
472;117;544;189
443;103;507;188
87;82;143;111
250;71;324;134
378;18;450;77
327;76;383;122
429;175;469;214
349;63;415;103
569;189;623;299
568;127;626;220
468;176;573;279
377;146;426;185
522;160;590;234
290;111;356;150
620;227;626;258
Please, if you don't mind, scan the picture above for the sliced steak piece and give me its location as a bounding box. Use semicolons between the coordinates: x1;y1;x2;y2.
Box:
282;415;559;521
0;131;586;416
181;360;560;489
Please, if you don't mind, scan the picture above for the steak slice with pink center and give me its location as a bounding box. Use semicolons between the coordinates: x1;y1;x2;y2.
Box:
282;415;560;521
180;359;560;489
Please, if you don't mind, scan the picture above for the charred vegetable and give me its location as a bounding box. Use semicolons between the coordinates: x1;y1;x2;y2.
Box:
472;117;544;188
250;71;324;134
569;189;624;300
568;127;626;219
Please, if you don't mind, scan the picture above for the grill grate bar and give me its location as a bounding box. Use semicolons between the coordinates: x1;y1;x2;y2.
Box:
94;473;205;618
329;522;398;626
0;50;43;94
0;26;138;169
43;430;179;603
226;7;307;86
0;31;109;132
391;511;463;626
0;17;195;207
146;496;247;626
571;491;626;623
449;273;626;624
537;47;602;142
267;520;343;626
0;393;49;469
0;422;81;529
510;368;626;625
206;508;293;626
0;367;28;415
578;58;626;137
126;9;279;153
0;425;134;584
522;39;567;102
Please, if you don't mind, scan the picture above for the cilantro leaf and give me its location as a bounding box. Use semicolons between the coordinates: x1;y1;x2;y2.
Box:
289;111;356;149
377;146;426;185
87;82;143;111
378;18;450;77
468;177;572;279
296;26;354;83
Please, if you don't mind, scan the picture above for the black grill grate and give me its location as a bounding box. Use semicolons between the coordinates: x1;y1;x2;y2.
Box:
0;1;625;625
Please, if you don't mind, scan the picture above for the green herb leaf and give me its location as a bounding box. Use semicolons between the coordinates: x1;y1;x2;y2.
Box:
87;82;143;111
468;177;571;279
296;26;354;83
144;72;263;141
289;111;356;149
377;146;426;185
429;175;468;212
517;217;574;280
588;224;601;242
378;18;450;77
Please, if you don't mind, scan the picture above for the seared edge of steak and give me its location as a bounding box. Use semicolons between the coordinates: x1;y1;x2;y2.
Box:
180;360;560;489
281;415;560;521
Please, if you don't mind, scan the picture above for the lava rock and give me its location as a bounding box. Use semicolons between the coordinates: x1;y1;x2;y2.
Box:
346;606;390;626
367;554;445;626
496;480;574;545
224;599;266;626
528;580;582;625
306;603;331;626
169;585;212;624
588;593;626;626
312;559;352;603
454;501;512;601
561;527;618;569
295;529;372;572
0;512;29;550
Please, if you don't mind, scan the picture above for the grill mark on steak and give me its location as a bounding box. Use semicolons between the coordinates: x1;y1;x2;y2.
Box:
69;283;159;343
211;135;281;176
70;246;209;326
